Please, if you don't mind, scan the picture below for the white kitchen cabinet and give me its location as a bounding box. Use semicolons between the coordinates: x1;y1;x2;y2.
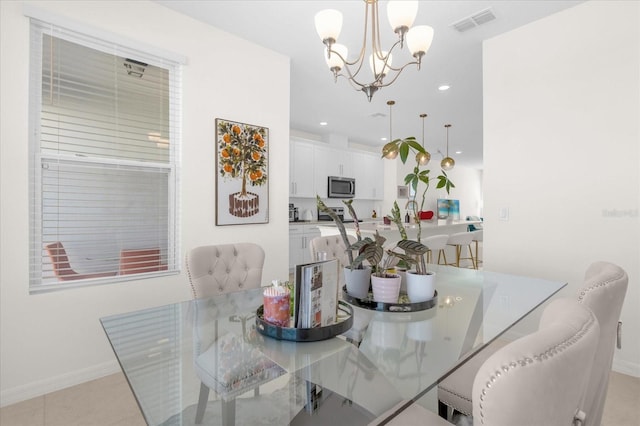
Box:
289;140;315;198
353;151;384;200
289;224;321;269
314;145;354;198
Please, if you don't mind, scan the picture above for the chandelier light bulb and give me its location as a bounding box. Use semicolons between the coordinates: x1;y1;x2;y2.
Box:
406;25;434;58
369;51;392;78
387;0;418;36
315;9;343;44
325;43;348;71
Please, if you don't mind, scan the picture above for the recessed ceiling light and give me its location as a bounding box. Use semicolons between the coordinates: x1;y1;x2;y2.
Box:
381;137;388;141
438;85;450;91
455;150;462;154
319;121;328;126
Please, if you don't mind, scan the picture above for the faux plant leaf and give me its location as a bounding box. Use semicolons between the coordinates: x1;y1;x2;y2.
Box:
397;239;429;255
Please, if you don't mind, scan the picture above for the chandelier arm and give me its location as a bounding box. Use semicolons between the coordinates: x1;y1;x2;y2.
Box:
373;59;421;88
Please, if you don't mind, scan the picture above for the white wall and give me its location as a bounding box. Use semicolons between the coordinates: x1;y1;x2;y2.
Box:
0;0;290;405
483;0;639;376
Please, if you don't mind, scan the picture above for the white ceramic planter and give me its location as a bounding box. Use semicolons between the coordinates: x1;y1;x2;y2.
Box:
344;266;371;299
405;271;436;303
371;274;401;303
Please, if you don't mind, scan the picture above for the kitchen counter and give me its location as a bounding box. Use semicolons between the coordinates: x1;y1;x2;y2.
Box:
316;219;482;242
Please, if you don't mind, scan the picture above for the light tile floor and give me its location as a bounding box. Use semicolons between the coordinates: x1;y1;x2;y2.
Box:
1;371;638;425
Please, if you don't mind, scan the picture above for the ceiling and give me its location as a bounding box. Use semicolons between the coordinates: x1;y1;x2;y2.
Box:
155;0;583;169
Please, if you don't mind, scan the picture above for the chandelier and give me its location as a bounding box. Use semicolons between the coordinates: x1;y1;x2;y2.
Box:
314;0;434;101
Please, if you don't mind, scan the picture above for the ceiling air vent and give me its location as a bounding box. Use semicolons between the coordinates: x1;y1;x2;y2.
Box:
451;8;496;33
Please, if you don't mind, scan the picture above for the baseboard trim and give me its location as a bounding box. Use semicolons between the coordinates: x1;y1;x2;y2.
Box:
612;359;640;378
0;360;121;407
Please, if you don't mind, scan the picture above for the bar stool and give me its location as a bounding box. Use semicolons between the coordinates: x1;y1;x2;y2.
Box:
423;235;449;265
470;230;483;268
446;232;476;269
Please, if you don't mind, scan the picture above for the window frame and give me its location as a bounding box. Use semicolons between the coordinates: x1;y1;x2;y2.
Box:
28;17;183;293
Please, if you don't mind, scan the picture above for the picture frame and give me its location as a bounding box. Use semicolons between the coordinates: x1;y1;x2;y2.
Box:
215;118;269;225
397;185;409;199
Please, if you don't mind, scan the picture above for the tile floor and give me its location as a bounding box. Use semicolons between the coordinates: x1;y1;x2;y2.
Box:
1;370;638;425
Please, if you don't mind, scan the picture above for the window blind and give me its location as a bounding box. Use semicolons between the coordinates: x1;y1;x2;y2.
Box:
29;19;181;292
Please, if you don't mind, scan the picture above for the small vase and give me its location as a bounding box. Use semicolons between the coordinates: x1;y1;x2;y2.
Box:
371;274;401;303
405;271;436;303
344;266;371;299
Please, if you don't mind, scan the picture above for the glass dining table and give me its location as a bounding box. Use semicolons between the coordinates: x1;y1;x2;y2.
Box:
100;264;565;426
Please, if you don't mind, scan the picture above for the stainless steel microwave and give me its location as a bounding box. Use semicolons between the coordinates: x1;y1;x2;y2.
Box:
328;176;355;198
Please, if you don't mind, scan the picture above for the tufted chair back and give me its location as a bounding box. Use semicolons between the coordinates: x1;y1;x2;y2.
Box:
472;298;600;426
309;235;356;287
186;243;265;299
576;261;628;426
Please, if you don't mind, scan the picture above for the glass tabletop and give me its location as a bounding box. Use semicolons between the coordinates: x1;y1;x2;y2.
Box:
100;265;565;425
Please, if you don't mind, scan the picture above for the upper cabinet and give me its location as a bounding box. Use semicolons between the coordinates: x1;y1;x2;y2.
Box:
314;146;353;198
352;151;384;200
290;139;383;200
289;140;315;198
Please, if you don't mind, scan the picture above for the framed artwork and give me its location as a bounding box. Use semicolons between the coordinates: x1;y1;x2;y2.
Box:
215;119;269;225
397;185;409;199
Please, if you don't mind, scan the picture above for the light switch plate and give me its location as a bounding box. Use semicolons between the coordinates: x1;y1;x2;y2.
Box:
499;207;509;221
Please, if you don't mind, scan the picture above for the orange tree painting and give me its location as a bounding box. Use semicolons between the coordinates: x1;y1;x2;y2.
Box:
216;119;268;224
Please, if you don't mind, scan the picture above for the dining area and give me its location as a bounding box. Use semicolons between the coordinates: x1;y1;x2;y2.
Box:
98;240;628;426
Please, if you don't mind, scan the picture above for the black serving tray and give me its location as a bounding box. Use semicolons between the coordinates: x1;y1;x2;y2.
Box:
342;286;438;312
256;301;354;341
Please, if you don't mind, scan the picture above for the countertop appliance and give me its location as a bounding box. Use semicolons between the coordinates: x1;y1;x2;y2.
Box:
289;203;298;222
328;176;355;198
317;206;361;223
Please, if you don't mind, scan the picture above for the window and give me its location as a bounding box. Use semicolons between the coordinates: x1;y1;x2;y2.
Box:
29;19;181;292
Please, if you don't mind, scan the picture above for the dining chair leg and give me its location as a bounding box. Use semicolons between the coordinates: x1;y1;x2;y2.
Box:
221;398;236;426
438;400;450;419
195;382;209;424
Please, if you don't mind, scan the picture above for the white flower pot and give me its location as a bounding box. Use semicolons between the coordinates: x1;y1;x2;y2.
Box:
371;274;401;303
344;266;371;299
405;271;436;303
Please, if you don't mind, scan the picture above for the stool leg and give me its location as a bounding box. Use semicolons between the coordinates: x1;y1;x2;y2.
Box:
455;245;462;267
468;244;477;269
437;249;447;265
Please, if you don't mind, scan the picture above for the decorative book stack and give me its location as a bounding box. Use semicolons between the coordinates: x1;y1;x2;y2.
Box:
293;259;339;329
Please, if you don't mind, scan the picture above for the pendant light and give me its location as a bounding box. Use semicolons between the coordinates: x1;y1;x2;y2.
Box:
441;124;455;171
382;100;399;159
415;113;431;165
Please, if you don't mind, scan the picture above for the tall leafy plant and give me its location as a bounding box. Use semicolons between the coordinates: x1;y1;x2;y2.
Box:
384;136;455;243
384;136;455;275
316;196;365;270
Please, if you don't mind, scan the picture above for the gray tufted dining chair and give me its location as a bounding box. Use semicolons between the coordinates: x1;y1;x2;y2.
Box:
186;242;265;299
576;261;628;426
370;298;600;426
186;243;267;425
437;261;628;424
309;234;356;286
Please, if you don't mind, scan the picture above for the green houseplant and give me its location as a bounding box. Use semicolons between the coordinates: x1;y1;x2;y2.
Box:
316;196;371;298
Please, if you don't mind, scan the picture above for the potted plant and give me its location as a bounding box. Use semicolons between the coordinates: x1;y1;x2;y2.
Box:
383;136;455;302
348;231;416;303
316;196;371;298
